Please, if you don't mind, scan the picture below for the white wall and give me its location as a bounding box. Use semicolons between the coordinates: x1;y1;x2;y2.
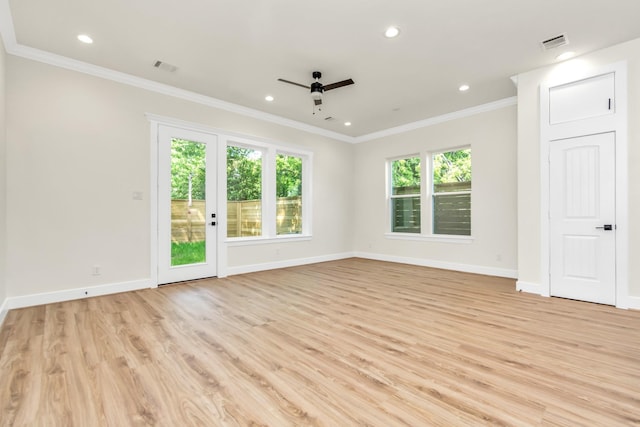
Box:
0;35;7;318
517;37;640;301
5;55;354;299
352;105;518;277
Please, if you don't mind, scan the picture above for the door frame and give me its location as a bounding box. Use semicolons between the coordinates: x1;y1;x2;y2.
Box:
539;61;629;308
147;114;229;287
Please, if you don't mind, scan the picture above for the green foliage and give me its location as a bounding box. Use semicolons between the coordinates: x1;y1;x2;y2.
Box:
392;157;421;194
433;149;471;184
171;241;205;266
227;146;262;201
276;154;302;197
171;139;206;199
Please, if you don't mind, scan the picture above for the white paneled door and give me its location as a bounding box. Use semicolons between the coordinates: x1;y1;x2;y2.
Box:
158;125;218;284
549;132;616;305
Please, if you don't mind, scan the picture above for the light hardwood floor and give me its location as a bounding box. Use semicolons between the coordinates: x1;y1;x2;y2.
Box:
1;258;639;426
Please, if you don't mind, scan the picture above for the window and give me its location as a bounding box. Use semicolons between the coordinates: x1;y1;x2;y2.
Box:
226;140;310;240
388;148;471;237
276;153;303;235
227;145;263;238
390;156;421;233
432;148;471;236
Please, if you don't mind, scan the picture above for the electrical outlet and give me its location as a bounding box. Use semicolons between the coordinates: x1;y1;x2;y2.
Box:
132;191;143;200
92;265;101;276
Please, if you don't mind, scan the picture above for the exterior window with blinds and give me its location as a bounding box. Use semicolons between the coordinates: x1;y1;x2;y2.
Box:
390;156;421;233
432;148;471;235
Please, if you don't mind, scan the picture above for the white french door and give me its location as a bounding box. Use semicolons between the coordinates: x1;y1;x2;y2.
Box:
549;132;616;305
157;125;217;284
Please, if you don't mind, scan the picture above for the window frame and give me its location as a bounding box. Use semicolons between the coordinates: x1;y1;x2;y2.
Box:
226;141;267;239
388;154;422;234
430;147;472;237
226;137;312;243
386;146;473;243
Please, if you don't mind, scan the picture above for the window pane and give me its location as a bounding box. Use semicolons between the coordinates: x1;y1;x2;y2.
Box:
392;196;421;233
433;149;471;193
227;146;262;237
276;154;302;235
392;157;421;195
433;193;471;235
433;148;471;236
170;139;206;266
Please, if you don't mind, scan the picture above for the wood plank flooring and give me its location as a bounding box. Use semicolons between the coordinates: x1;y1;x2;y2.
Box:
1;258;639;426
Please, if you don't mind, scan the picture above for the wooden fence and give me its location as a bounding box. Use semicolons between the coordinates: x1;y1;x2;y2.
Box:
227;196;302;238
171;200;206;243
171;197;302;243
392;182;471;235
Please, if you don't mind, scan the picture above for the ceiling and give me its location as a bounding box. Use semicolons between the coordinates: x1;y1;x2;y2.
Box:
4;0;640;139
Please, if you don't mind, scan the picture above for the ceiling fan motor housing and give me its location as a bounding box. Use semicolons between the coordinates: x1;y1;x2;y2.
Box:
310;81;324;97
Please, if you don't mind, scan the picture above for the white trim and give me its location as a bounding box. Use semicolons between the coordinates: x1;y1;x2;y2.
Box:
0;0;16;50
627;296;640;311
4;43;353;142
355;252;518;279
539;61;628;308
4;279;151;310
149;121;159;288
354;97;517;143
227;235;312;246
226;252;355;276
0;297;9;328
0;4;518;147
384;233;474;244
516;280;544;295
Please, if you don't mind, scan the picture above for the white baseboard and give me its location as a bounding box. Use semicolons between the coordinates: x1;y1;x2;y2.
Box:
226;252;356;276
516;280;544;295
354;252;518;279
626;296;640;310
4;279;152;311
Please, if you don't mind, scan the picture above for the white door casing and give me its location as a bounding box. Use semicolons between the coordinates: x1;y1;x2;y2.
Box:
549;133;616;305
157;124;218;284
538;61;628;308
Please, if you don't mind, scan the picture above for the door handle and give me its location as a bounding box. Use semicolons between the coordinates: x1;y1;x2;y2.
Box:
595;224;613;230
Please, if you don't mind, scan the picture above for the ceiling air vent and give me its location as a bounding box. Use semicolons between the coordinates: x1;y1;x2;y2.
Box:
153;60;178;72
540;33;569;50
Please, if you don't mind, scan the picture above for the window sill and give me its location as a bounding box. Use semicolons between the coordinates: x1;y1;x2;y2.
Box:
226;234;312;246
384;233;474;244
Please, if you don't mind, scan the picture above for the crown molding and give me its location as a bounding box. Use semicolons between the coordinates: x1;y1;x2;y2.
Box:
353;96;518;143
5;42;357;143
0;0;17;51
0;0;517;144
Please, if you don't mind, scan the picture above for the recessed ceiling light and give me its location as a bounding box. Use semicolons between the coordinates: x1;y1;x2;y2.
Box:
77;34;93;44
556;51;576;61
459;84;470;92
384;26;400;38
265;95;274;102
344;122;352;126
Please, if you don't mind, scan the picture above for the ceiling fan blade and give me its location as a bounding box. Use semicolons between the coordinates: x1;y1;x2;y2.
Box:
323;78;354;91
277;78;310;89
314;98;322;106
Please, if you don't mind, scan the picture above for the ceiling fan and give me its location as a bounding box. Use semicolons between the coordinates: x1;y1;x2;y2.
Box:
278;71;354;106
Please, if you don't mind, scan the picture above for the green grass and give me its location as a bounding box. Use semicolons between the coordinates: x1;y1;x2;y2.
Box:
171;240;206;266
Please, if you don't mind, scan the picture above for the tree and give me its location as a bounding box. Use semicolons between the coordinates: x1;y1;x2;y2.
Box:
392;157;421;194
276;154;302;197
227;146;262;201
171;139;206;200
432;149;471;184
